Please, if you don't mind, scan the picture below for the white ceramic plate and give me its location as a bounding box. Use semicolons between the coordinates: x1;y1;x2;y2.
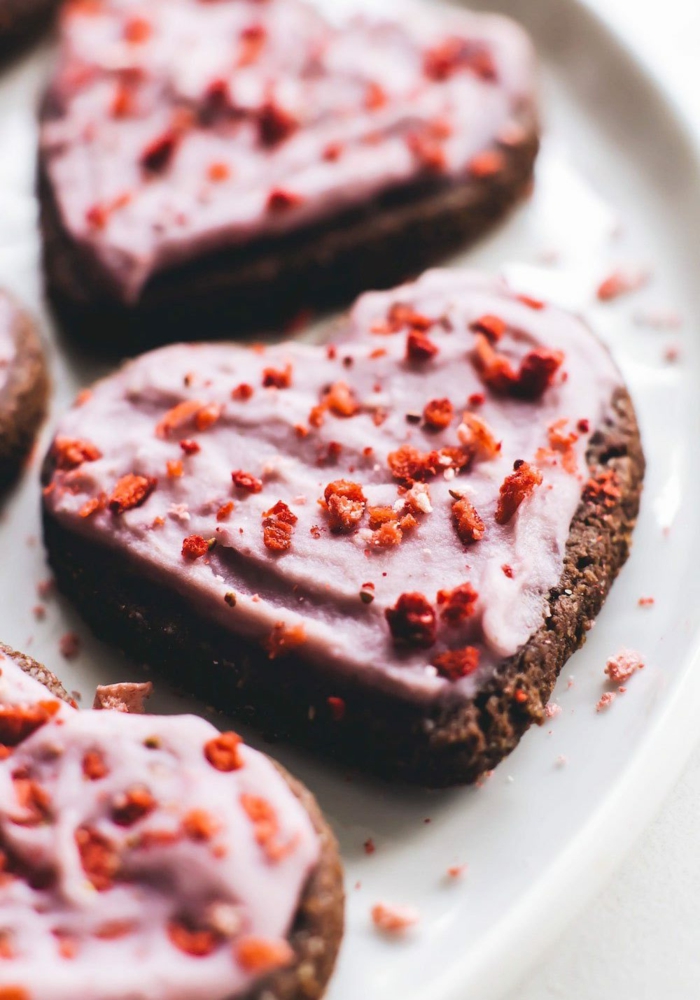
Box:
1;2;699;998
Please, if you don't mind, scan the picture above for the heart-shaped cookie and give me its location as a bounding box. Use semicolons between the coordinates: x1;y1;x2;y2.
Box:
0;643;343;1000
40;0;538;345
42;270;644;786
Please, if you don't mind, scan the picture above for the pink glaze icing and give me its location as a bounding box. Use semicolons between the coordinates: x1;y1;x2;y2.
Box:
0;648;320;1000
43;270;623;705
0;294;18;398
41;0;536;302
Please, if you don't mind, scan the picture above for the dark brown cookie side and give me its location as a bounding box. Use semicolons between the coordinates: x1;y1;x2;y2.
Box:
41;386;644;788
0;641;344;999
0;294;49;491
0;640;73;704
0;0;57;59
246;763;344;1000
39;112;538;353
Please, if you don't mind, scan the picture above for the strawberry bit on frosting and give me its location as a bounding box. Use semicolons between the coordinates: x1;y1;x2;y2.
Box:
605;649;644;685
437;583;479;625
432;647;480;681
472;333;564;400
423;398;454;431
0;649;318;1000
262;501;298;553
496;461;543;525
43;270;621;703
452;495;485;545
385;594;437;648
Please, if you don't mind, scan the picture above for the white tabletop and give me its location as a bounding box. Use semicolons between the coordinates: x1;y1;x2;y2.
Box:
506;2;700;998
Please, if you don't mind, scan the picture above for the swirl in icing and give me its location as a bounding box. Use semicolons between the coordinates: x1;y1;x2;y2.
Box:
0;649;320;1000
41;0;535;301
43;269;622;705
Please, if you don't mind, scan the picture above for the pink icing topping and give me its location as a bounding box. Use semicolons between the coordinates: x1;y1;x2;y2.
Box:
42;0;535;301
0;294;18;398
0;649;319;1000
44;269;622;704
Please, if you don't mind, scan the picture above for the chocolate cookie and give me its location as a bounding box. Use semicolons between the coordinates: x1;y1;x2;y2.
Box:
0;0;57;57
0;642;344;1000
39;0;538;350
0;291;49;490
41;270;644;787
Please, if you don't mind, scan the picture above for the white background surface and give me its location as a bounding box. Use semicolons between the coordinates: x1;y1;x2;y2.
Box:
506;1;700;999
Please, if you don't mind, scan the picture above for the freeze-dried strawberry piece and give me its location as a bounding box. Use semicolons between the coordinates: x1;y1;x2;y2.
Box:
605;649;644;685
472;334;564;400
140;128;180;174
182;535;209;560
433;646;480;680
323;480;366;533
597;269;648;302
0;702;60;748
437;583;478;625
262;501;298;553
82;749;108;781
204;732;243;772
235;937;294;974
52;437;102;470
369;521;404;548
262;364;292;389
231;470;263;493
452;496;485;545
406;131;447;172
457;413;501;461
267;188;303;212
123;15;151;44
108;474;157;513
495;461;543;524
194;403;222;431
468;150;506;178
232;383;254;401
424;37;497;82
324;381;359;417
263;622;306;660
517;349;565;399
257;100;299;148
182;809;218;842
548;418;578;473
423;398;454;431
12;777;52;827
111;786;156;827
371;902;420;934
388;445;441;485
406;330;439;362
385;593;437;648
372;303;435;334
156;400;203;438
76;827;119;891
583;469;621;508
470;314;506;342
168;919;221;958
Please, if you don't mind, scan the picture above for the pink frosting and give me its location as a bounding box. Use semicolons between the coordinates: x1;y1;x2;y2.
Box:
41;0;535;301
0;294;17;398
0;649;319;1000
44;270;622;704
